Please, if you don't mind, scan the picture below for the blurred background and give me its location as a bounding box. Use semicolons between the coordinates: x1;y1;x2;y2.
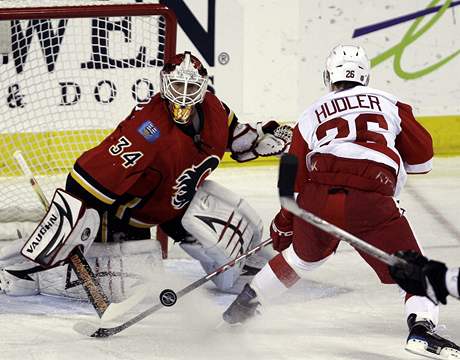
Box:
155;0;460;156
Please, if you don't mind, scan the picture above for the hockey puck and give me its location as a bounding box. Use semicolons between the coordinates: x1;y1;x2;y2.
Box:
159;289;177;307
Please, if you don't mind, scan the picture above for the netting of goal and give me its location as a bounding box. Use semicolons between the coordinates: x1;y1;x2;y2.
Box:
0;2;176;238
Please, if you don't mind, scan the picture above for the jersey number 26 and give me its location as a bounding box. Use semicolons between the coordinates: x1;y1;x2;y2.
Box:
316;114;388;147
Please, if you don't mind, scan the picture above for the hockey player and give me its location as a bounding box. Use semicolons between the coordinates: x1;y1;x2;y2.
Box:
0;51;291;299
390;250;460;306
222;45;460;359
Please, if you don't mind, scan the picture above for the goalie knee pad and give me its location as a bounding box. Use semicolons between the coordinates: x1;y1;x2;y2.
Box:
181;180;264;291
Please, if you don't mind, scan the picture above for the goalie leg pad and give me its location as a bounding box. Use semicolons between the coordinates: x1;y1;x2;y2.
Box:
0;238;40;296
180;241;239;290
38;239;163;302
181;180;264;291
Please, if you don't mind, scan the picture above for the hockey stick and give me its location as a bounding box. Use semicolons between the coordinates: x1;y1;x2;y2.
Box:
277;154;404;267
74;237;273;338
13;150;110;317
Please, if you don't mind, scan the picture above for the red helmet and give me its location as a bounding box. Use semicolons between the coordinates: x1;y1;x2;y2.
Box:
160;52;208;117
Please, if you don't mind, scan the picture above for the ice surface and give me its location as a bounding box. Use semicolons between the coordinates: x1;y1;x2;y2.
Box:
1;157;459;360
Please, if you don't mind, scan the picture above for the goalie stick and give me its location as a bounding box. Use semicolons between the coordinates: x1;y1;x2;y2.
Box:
13;150;110;317
73;237;273;338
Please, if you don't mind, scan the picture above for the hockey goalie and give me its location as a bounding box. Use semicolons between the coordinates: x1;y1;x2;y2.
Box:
0;51;291;302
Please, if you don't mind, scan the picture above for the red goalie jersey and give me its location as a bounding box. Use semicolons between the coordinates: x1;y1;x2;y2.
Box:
65;51;292;243
66;91;290;242
67;93;230;234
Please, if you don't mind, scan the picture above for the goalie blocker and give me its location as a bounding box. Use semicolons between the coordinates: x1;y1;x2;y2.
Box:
21;189;99;267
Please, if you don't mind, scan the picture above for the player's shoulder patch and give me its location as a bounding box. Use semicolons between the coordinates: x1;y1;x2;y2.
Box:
137;120;161;143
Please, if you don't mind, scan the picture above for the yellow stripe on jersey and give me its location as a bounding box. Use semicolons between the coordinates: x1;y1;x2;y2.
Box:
129;217;155;228
227;110;235;127
70;168;116;205
115;197;142;219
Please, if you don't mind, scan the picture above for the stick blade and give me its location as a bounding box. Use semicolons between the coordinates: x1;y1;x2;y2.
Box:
73;320;101;337
278;154;298;198
101;285;150;322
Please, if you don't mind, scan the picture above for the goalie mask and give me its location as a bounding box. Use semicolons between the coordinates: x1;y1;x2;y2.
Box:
323;45;370;91
160;51;209;124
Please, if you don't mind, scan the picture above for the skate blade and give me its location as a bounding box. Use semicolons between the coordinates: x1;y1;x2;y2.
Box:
406;339;460;360
215;320;227;330
215;319;245;330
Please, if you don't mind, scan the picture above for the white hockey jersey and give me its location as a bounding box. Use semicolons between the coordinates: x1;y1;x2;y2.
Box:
292;86;433;196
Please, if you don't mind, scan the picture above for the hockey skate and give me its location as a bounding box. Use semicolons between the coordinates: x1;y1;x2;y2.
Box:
222;283;260;324
223;253;267;294
405;314;460;360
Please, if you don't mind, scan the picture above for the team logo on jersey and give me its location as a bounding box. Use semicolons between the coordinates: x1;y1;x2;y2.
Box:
171;155;220;210
137;120;160;143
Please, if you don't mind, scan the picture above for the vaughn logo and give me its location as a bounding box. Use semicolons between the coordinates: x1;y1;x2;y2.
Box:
24;213;59;254
21;190;82;266
171;156;220;210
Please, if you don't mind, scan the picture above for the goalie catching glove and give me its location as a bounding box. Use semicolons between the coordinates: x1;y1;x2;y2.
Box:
230;121;292;162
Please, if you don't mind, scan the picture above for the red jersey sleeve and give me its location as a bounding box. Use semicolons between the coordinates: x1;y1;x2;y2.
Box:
395;102;433;174
289;124;311;192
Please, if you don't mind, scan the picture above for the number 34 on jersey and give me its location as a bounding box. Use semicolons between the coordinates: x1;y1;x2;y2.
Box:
108;136;144;168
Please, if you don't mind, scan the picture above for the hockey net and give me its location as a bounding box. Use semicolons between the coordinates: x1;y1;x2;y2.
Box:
0;3;176;241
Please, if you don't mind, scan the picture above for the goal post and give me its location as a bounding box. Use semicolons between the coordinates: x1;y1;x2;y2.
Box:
0;4;176;241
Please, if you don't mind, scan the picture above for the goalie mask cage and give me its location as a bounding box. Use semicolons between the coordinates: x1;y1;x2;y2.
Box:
0;4;177;232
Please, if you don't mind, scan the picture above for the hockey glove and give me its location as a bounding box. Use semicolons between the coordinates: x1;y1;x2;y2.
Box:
270;208;294;252
389;250;449;305
230;121;292;162
423;259;449;305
